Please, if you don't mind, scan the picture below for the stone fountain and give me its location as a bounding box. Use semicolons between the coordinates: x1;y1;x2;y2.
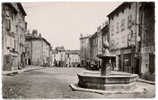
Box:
75;39;138;91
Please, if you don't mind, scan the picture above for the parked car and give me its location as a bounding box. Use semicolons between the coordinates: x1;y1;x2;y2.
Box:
89;61;99;70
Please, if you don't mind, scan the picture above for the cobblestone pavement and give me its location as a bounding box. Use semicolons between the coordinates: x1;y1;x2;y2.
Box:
2;67;155;99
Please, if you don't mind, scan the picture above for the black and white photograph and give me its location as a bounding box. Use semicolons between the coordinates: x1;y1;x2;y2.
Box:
1;0;156;99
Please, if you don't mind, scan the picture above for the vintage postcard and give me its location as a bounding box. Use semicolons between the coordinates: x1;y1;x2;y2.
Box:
1;0;156;99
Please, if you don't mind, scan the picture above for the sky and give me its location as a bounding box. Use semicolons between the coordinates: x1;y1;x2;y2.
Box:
22;2;122;50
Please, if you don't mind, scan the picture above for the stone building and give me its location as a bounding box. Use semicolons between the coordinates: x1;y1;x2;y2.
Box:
80;34;91;67
89;31;100;70
25;30;52;67
89;32;99;67
139;2;155;81
51;49;57;66
2;3;27;71
89;22;110;70
53;46;66;67
79;23;110;69
65;50;80;67
107;2;155;80
107;2;141;74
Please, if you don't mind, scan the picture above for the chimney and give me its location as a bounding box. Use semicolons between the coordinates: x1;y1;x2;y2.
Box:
32;29;38;37
39;33;42;37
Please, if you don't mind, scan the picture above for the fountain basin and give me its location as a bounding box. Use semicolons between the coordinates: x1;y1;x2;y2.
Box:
77;71;138;90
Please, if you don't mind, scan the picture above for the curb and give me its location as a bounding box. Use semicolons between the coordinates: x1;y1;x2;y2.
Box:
3;67;44;75
137;79;155;85
3;71;19;76
2;71;18;76
18;67;44;73
69;84;145;95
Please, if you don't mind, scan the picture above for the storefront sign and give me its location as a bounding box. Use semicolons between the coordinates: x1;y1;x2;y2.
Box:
110;50;121;55
122;49;132;54
141;46;155;53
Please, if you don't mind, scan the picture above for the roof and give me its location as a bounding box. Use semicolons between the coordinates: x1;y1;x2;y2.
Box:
17;3;27;16
90;32;97;39
66;50;80;55
107;2;130;18
25;34;51;47
3;3;18;14
55;46;65;51
3;3;27;16
101;24;109;35
42;37;51;47
80;35;91;40
90;22;109;40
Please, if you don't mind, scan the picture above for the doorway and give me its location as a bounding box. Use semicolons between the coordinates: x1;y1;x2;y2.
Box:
28;58;31;65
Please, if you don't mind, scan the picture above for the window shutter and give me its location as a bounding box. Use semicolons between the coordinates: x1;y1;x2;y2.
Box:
6;19;11;31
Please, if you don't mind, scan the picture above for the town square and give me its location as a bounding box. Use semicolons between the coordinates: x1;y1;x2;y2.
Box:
1;1;155;99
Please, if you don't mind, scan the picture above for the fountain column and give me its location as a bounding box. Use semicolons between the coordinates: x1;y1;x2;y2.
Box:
100;39;112;76
101;58;111;76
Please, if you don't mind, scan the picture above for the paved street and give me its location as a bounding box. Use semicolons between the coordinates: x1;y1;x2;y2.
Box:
2;67;155;99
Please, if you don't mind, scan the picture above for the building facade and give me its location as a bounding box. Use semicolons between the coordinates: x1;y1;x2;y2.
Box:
107;2;140;74
51;49;57;66
53;46;66;67
107;2;155;80
25;30;52;67
80;34;91;67
89;22;110;70
65;50;80;67
139;2;155;80
2;3;27;71
90;32;98;64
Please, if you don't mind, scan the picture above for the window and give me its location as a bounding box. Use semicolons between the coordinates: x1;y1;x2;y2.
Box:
111;40;115;49
5;7;10;17
6;36;14;49
25;22;27;30
123;54;131;66
14;39;16;51
120;19;125;31
6;19;11;31
116;22;119;33
111;25;114;36
128;15;132;29
11;37;14;49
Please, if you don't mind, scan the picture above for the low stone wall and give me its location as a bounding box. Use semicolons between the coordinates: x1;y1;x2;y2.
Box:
77;72;138;90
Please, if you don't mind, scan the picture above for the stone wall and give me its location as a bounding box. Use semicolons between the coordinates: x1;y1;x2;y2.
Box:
2;3;27;71
32;40;43;66
140;2;155;81
108;3;137;73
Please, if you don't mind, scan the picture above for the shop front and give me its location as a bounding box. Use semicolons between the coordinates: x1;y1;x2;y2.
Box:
141;46;155;81
117;48;136;74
